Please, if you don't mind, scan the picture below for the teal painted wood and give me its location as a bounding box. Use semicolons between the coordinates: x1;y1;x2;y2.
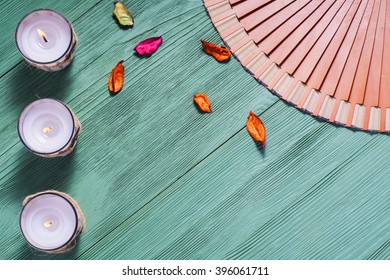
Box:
0;0;388;260
78;102;390;260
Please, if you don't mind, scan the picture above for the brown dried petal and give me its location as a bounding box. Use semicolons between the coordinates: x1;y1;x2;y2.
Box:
108;60;124;94
201;40;231;62
193;93;212;113
246;111;266;148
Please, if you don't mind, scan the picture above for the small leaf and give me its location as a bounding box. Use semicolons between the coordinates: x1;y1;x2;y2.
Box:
193;93;212;113
201;40;231;62
246;111;266;148
113;2;134;27
134;37;163;56
108;60;124;94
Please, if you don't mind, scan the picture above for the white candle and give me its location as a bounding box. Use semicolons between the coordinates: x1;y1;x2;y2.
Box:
18;99;81;157
15;9;78;71
20;191;85;253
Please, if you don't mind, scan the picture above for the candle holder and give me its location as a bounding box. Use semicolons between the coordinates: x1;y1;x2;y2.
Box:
20;190;86;254
18;98;81;158
15;9;78;71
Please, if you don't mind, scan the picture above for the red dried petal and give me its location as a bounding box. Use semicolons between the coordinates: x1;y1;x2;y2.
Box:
134;36;163;56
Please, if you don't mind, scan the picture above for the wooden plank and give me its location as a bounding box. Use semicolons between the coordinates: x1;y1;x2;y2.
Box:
0;0;389;261
0;1;279;259
77;102;390;260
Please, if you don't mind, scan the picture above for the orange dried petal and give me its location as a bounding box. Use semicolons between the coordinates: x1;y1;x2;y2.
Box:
193;93;212;113
201;40;231;62
108;60;124;94
246;111;266;148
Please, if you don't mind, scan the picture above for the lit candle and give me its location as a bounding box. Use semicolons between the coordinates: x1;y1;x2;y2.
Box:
18;98;81;158
20;191;85;253
15;9;78;71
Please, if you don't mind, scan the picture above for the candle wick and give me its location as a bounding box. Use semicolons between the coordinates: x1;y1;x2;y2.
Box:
43;126;53;134
37;29;48;43
44;221;53;228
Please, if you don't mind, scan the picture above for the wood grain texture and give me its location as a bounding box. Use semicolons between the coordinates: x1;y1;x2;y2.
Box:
0;0;388;260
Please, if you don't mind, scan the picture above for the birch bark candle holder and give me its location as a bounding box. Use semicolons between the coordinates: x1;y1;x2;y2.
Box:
18;99;81;158
20;190;86;254
15;9;78;71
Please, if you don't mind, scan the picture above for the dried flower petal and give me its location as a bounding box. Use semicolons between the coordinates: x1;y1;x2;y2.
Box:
113;2;134;27
246;111;266;148
134;37;163;56
108;60;124;94
193;93;212;113
201;40;231;62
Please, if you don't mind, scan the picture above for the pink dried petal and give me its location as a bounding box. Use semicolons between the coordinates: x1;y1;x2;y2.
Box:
134;36;163;56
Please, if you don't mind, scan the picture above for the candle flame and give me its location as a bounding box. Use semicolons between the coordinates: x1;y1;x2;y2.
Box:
44;221;53;228
43;126;52;134
37;29;48;43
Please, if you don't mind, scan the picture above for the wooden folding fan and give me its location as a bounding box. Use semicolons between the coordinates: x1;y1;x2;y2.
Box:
204;0;390;132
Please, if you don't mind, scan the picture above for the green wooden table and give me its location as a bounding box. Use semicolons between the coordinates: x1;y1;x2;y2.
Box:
0;0;388;260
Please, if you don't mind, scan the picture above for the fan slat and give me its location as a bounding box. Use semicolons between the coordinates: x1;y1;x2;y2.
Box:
301;0;364;116
205;0;229;8
292;0;356;84
279;1;350;79
271;0;338;65
346;0;381;127
317;0;368;98
307;1;367;92
266;0;341;91
235;41;258;62
302;89;321;113
204;0;390;132
208;1;235;23
240;0;295;31
331;0;375;103
229;0;245;4
379;0;390;131
295;1;360;116
348;0;381;105
362;0;386;130
246;52;269;76
249;0;311;44
233;0;274;18
257;0;326;55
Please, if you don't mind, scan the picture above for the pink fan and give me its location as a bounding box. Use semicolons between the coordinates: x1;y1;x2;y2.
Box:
204;0;390;132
